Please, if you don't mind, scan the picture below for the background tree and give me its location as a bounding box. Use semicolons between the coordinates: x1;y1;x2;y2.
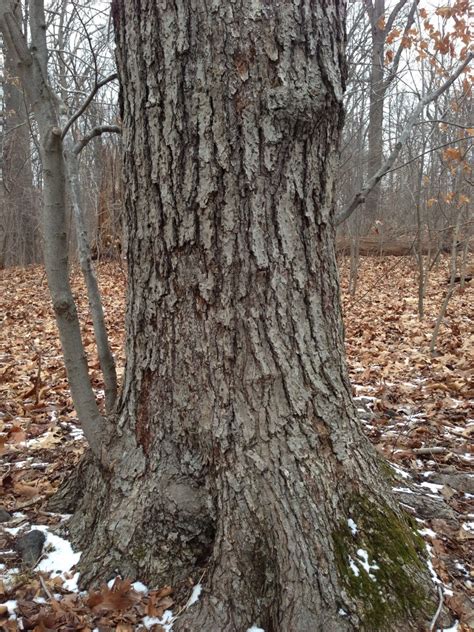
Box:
0;5;39;268
53;2;441;631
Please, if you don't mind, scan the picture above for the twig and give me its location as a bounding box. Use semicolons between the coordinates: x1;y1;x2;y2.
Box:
61;72;118;140
72;124;121;155
429;584;444;631
413;447;448;455
39;574;54;601
172;569;208;621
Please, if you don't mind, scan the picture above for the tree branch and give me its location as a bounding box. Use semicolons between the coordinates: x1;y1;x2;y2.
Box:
61;72;118;139
384;0;409;35
335;52;473;226
0;10;32;66
383;0;419;92
72;124;122;155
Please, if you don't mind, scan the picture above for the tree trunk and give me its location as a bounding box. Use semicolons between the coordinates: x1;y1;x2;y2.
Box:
1;3;38;267
365;0;385;224
62;2;438;630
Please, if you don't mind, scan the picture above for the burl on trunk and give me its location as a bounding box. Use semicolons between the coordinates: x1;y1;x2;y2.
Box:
57;2;438;630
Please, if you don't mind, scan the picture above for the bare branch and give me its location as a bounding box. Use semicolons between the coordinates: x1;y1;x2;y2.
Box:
61;71;118;139
336;52;473;226
384;0;409;35
73;124;121;154
383;0;419;92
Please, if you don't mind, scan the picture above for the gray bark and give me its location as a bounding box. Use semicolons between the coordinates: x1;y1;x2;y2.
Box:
58;1;439;630
0;1;38;267
63;124;118;415
0;0;105;456
364;0;386;223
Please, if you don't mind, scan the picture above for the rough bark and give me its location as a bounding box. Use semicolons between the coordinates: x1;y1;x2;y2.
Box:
0;2;38;267
62;1;438;630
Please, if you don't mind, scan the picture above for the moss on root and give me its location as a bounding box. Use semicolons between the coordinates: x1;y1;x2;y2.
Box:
333;494;435;631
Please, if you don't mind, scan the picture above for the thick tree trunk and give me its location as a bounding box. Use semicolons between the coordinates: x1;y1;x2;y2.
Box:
63;1;438;630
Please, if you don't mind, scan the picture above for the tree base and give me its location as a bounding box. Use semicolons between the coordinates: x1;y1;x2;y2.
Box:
50;448;447;631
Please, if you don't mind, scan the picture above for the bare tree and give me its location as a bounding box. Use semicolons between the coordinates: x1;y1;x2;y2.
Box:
0;0;119;446
0;4;39;268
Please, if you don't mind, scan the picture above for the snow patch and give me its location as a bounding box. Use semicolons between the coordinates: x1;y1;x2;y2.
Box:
186;583;202;607
390;463;411;479
3;526;23;535
356;548;379;580
439;622;459;632
143;609;173;630
132;581;149;593
31;525;81;585
347;518;358;535
0;600;18;619
247;627;265;632
419;482;443;493
418;527;437;538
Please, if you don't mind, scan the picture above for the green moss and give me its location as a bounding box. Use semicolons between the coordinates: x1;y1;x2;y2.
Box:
131;544;148;562
333;494;434;631
377;458;398;483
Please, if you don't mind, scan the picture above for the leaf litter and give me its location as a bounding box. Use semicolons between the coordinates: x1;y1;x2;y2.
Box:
0;256;472;630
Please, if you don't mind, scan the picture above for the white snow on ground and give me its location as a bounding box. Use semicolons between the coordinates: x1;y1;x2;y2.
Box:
247;627;265;632
439;622;459;631
143;610;173;630
1;566;19;585
461;521;474;532
132;581;149;593
390;463;411;479
418;482;444;493
10;525;82;592
418;527;437;538
68;426;84;441
1;600;18;618
347;518;358;535
3;526;23;536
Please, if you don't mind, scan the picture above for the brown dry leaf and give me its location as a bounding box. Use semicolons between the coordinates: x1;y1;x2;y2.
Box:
147;586;174;618
8;426;26;443
87;578;137;614
458;525;474;541
115;624;134;632
446;593;474;628
154;585;173;600
13;481;40;498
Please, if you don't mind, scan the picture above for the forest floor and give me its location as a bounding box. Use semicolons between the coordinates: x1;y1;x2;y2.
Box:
0;256;473;631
